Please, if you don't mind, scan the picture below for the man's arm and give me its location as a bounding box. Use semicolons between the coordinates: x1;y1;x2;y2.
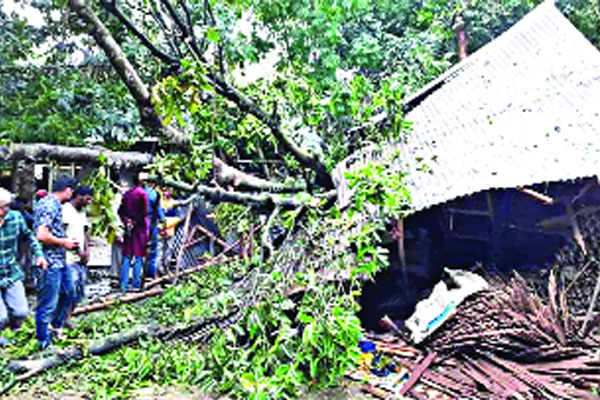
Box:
36;225;78;250
17;213;47;269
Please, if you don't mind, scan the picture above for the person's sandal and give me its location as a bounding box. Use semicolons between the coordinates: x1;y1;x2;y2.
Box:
49;326;65;341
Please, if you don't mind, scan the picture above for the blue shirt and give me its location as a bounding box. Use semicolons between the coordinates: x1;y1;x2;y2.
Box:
144;186;165;228
34;195;67;268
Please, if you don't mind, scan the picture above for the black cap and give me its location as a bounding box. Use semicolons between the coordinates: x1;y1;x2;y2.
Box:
53;175;77;192
75;185;94;197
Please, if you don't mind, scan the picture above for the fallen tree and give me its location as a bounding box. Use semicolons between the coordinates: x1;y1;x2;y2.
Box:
0;143;153;168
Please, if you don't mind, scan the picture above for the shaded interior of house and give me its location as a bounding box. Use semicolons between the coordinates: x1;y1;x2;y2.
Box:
359;177;600;331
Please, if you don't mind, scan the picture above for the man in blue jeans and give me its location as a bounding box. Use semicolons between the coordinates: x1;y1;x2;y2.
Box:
118;174;148;292
139;172;165;279
62;185;93;330
34;175;79;349
0;188;47;346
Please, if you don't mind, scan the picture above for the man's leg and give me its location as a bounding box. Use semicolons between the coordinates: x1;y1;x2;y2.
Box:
4;280;29;330
111;242;122;279
147;226;159;278
64;263;83;329
132;256;144;289
51;266;75;331
120;256;131;292
35;268;61;348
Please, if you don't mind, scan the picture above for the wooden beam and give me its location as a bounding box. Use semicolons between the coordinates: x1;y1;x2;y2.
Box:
518;187;554;205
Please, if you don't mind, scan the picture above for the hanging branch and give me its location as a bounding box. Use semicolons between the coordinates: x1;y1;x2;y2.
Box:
204;0;225;78
104;0;179;67
150;5;183;59
106;0;333;189
68;0;188;146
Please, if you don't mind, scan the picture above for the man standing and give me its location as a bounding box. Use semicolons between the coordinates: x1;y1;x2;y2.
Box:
34;175;79;349
62;186;93;326
138;172;165;279
118;173;148;292
0;188;46;346
110;180;129;279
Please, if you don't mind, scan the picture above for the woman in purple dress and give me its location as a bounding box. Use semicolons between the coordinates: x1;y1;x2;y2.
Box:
118;174;149;292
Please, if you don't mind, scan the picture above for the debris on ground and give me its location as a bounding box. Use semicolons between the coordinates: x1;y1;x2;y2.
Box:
353;273;600;399
405;269;489;343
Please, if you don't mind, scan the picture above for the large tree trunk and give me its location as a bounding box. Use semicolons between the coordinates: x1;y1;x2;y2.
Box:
12;160;35;206
0;143;153;168
67;0;188;146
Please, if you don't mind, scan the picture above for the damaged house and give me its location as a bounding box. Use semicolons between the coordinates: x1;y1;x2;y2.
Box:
334;2;600;328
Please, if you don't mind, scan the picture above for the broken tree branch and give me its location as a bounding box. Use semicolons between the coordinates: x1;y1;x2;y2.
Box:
148;175;336;209
0;143;152;167
72;287;164;316
213;157;305;193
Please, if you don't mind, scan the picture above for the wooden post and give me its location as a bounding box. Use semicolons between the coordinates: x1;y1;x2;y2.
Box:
487;193;501;263
396;218;406;270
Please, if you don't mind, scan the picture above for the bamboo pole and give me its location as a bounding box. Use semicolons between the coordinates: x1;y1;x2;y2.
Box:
174;206;193;284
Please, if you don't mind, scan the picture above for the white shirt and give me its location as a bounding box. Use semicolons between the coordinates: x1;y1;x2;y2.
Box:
62;202;89;265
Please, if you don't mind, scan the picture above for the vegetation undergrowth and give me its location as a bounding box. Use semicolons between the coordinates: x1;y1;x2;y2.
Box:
1;153;409;400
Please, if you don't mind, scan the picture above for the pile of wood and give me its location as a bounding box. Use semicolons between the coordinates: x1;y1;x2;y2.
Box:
367;274;600;399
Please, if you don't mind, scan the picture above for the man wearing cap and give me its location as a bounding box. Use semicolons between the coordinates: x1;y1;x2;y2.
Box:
139;172;165;279
34;175;79;348
0;188;47;346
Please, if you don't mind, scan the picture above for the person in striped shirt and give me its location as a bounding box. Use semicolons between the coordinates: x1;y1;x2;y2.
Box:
0;188;47;346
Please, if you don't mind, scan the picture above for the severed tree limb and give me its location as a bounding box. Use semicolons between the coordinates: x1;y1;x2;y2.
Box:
68;0;188;146
0;143;152;167
148;175;336;209
206;74;333;188
212;157;305;193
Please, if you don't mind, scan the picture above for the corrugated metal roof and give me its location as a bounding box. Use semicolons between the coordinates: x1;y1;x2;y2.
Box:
333;2;600;213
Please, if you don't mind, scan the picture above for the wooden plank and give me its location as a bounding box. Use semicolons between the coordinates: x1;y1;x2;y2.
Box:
447;208;490;217
399;352;437;396
450;233;492;242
